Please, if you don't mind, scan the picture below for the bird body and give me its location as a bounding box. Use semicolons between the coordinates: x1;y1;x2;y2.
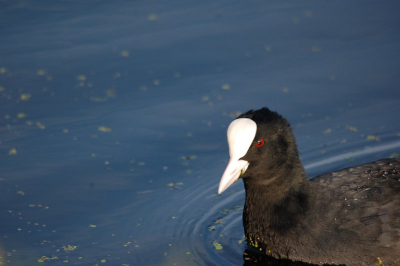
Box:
218;108;400;265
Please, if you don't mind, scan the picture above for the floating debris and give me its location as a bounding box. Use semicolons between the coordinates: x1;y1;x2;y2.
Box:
17;190;25;196
323;128;332;134
8;148;17;155
17;113;26;118
37;69;45;76
229;111;242;118
62;245;78;251
213;240;223;250
20;93;32;101
76;75;86;81
221;83;231;90
123;241;132;247
0;67;8;74
89;224;97;228
120;50;130;57
366;135;380;142
147;13;158;21
202;95;209;102
346;125;358;132
220;205;243;215
304;10;313;17
293;16;301;23
181;155;197;160
36;121;45;129
38;256;59;262
98;126;112;132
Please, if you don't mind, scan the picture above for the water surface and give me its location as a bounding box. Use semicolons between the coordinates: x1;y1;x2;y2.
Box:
1;1;400;265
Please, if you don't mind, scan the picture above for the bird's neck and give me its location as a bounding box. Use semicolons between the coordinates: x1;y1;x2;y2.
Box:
242;161;310;252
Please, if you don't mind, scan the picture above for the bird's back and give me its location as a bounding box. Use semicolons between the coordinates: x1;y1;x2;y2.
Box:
307;158;400;265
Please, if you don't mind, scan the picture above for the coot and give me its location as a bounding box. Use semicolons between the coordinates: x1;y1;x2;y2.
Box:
218;107;400;265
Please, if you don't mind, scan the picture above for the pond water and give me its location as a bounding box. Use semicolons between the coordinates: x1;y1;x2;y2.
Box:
1;1;400;265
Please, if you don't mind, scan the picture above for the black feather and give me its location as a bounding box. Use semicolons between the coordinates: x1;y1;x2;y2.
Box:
229;107;400;265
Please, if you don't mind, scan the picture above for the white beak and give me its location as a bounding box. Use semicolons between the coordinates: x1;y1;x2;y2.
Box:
218;118;257;194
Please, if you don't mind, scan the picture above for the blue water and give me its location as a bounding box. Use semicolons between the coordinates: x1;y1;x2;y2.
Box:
1;1;400;265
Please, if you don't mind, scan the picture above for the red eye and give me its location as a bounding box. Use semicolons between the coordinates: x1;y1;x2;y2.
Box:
256;139;264;147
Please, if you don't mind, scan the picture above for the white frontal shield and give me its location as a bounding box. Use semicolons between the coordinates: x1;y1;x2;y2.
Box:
218;118;257;194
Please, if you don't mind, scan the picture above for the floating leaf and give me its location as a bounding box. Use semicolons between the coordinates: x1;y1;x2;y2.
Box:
346;125;358;132
213;240;223;250
38;256;58;262
366;135;380;142
98;126;112;132
147;13;158;21
36;121;46;129
323;128;332;134
76;75;86;81
123;241;132;247
37;69;45;76
202;95;209;101
20;93;31;101
17;113;26;118
221;83;231;90
9;148;17;155
120;50;130;57
62;245;78;251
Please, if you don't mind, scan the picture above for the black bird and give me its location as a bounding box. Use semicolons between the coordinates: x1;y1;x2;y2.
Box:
218;107;400;265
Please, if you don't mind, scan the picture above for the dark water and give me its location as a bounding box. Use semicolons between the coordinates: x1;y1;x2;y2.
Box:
1;1;400;265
